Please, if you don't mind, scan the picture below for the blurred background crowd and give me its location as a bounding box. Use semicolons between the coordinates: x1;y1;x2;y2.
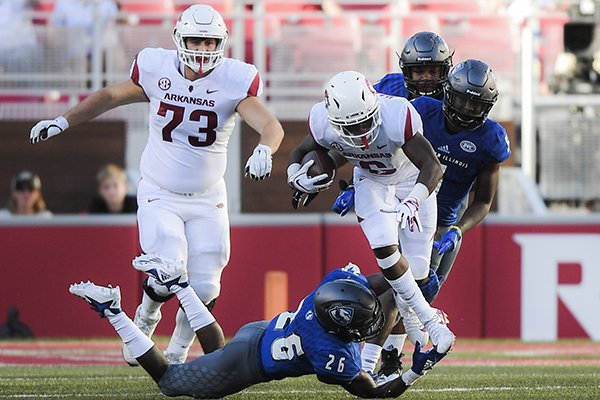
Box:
1;0;600;215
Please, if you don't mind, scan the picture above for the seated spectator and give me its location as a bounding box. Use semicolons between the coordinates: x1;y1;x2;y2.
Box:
0;170;53;218
0;0;41;75
88;164;137;214
50;0;119;71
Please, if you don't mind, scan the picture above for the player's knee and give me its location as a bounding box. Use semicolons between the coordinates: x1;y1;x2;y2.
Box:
189;281;220;304
157;366;188;397
404;255;429;280
374;247;403;270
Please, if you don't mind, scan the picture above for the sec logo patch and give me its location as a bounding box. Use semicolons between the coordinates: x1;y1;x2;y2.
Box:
158;77;171;90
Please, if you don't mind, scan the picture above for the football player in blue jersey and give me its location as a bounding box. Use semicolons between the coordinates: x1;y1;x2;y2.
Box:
336;59;511;379
69;258;449;398
374;31;453;101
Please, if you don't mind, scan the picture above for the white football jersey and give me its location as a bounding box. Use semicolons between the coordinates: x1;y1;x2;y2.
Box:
309;94;423;189
131;48;262;193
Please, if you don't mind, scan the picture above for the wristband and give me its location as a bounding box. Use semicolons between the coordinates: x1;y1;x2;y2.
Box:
401;369;423;386
56;116;69;130
254;143;272;156
449;225;462;238
406;182;429;206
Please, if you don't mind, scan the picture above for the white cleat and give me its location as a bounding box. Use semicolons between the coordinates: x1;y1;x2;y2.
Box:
165;349;188;365
122;304;162;366
69;281;121;318
132;254;189;291
424;309;455;353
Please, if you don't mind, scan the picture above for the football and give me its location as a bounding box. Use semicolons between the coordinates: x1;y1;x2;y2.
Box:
301;149;336;184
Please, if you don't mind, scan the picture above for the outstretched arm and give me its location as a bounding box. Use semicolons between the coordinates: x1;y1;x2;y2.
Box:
63;80;148;128
30;80;147;143
341;342;448;398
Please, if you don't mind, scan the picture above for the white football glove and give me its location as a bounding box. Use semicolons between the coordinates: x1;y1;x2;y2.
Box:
30;116;69;144
381;197;422;232
244;144;272;181
287;160;333;194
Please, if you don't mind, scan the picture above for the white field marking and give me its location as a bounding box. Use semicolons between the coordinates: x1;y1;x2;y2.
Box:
242;385;587;395
412;385;583;393
0;376;149;382
0;385;594;398
0;394;157;399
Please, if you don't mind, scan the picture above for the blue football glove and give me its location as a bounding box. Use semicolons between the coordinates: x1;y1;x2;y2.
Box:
410;341;448;375
332;179;355;216
419;268;441;304
433;226;462;255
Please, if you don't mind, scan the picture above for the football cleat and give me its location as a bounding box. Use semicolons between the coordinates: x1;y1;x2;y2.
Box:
423;309;455;354
396;297;429;347
165;349;188;365
132;254;189;291
122;305;162;366
69;281;122;318
375;348;403;386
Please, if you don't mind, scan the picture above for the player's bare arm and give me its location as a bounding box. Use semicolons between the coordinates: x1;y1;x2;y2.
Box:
456;162;501;233
401;133;443;193
342;370;410;398
64;80;148;128
30;79;148;144
237;96;284;153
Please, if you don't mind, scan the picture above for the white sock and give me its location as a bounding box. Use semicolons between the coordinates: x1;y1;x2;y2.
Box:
139;292;163;320
361;343;382;374
172;286;215;331
383;333;408;352
166;308;196;357
107;312;154;358
401;369;423;386
387;269;435;324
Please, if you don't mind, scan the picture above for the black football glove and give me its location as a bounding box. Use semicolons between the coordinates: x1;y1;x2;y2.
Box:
292;190;319;209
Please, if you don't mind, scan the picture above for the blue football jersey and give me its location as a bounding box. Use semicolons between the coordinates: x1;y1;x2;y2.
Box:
374;73;445;101
411;97;511;226
373;73;411;99
259;268;369;383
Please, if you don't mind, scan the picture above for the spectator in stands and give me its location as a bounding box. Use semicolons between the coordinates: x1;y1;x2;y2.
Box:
0;0;41;75
0;170;52;218
50;0;119;70
88;163;137;214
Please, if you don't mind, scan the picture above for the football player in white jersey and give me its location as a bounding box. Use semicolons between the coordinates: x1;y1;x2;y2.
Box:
30;5;284;365
287;71;455;369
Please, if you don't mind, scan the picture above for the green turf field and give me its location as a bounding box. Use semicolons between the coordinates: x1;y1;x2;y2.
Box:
1;339;599;399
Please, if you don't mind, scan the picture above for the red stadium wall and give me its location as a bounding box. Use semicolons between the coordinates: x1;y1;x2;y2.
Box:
2;218;599;341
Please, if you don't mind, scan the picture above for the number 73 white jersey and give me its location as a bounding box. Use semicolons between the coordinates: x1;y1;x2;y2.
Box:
131;48;262;194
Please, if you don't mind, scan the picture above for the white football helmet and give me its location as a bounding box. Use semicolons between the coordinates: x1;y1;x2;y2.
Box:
172;5;228;74
324;71;381;148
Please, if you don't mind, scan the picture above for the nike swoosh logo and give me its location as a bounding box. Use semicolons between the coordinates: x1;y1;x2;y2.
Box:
147;198;160;203
377;144;387;149
206;89;219;94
